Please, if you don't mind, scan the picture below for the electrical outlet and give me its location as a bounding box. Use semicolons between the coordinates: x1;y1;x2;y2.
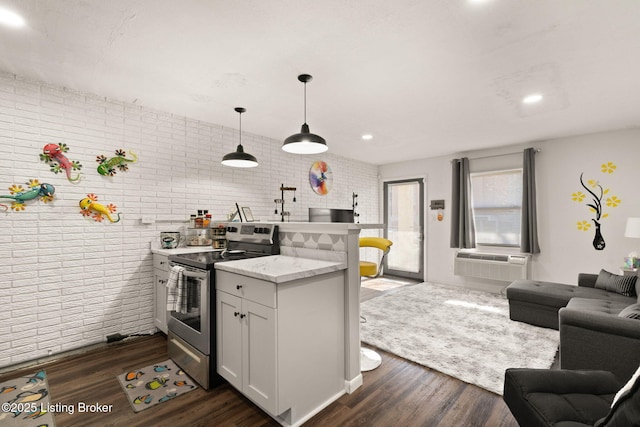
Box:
141;215;155;224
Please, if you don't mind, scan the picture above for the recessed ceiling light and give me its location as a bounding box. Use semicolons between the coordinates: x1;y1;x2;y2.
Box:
522;93;543;104
0;8;25;27
362;134;373;140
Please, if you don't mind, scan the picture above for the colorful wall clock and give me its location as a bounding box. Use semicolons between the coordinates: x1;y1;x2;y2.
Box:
309;161;333;195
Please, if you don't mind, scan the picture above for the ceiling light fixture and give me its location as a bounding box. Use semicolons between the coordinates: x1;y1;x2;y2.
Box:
0;7;25;27
362;134;373;140
522;93;543;104
283;74;328;154
221;107;258;168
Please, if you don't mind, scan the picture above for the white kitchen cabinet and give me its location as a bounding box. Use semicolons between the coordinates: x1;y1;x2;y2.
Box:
217;289;277;412
153;254;169;333
216;268;345;426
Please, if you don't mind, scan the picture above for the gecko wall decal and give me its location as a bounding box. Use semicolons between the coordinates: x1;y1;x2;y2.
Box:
0;179;55;211
79;193;121;223
40;143;83;182
96;149;138;176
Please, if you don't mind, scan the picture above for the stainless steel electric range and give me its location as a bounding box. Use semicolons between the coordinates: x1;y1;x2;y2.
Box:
166;223;279;389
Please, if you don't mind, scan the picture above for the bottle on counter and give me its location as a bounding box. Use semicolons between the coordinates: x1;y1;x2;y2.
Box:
204;211;211;228
189;214;196;228
195;210;204;228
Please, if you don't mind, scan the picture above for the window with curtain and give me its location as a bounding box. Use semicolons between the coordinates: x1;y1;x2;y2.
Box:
470;168;523;246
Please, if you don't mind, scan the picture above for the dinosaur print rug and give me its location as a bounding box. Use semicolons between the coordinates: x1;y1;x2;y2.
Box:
117;359;198;413
0;369;56;427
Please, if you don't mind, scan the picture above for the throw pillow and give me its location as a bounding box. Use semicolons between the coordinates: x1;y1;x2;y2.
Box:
618;304;640;320
595;269;637;297
594;364;640;426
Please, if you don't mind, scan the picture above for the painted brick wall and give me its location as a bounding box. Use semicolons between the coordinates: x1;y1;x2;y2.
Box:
0;71;379;368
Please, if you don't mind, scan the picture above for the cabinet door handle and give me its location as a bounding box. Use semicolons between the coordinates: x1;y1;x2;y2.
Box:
234;312;240;317
159;279;166;284
236;285;243;290
239;314;246;319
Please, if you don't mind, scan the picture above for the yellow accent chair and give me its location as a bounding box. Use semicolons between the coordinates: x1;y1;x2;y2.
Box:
359;237;393;371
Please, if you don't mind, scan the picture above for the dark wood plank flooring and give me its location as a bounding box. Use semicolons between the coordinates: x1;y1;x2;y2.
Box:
1;277;519;426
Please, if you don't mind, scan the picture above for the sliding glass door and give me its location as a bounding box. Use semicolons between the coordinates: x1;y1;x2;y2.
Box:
383;178;424;280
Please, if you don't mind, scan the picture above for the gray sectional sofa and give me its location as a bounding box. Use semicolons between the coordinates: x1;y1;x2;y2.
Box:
506;270;640;382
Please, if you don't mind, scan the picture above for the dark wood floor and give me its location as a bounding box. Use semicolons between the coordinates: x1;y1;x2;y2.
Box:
0;334;518;427
1;277;519;426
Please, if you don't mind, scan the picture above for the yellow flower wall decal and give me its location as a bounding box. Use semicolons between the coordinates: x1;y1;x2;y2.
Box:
601;162;617;174
572;191;585;202
577;220;591;231
606;196;621;207
574;164;620;251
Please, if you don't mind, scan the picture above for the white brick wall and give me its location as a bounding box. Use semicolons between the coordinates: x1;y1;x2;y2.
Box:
0;71;379;368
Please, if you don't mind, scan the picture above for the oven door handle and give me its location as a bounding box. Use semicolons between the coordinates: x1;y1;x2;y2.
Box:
182;270;208;280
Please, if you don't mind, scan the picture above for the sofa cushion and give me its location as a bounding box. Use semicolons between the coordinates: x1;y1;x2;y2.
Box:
503;368;620;427
618;303;640;320
507;280;634;309
594;364;640;426
565;298;632;316
595;269;637;297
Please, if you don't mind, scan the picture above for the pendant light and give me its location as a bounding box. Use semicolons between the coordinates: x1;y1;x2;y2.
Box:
283;74;328;154
222;107;258;168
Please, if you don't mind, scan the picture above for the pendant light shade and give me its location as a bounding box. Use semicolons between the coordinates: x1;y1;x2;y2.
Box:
283;74;328;154
222;107;258;168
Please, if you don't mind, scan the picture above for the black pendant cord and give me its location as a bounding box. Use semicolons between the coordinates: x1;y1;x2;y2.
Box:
303;81;307;125
236;107;244;148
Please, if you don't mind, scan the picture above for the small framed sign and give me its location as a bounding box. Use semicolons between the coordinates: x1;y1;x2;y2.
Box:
241;207;254;222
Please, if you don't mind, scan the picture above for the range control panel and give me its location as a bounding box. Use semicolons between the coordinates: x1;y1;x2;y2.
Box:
226;223;277;245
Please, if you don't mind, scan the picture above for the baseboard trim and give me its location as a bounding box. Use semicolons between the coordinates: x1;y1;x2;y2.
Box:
345;373;363;393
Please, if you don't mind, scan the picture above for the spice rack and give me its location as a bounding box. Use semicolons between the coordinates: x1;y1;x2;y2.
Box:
185;223;227;248
211;223;227;249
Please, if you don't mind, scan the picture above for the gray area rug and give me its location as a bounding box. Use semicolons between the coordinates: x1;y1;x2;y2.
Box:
360;282;559;394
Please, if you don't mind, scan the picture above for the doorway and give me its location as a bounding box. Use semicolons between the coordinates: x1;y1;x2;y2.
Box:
383;178;424;280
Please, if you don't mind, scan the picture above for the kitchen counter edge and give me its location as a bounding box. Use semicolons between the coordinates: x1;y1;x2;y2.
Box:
215;255;347;284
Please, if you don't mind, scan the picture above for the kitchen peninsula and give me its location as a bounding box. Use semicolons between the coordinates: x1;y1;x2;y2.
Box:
151;221;382;426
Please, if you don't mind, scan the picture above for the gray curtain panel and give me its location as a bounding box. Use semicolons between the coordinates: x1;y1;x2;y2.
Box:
520;147;540;253
450;157;476;248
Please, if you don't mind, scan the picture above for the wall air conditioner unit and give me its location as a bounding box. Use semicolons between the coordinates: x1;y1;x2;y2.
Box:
454;251;530;281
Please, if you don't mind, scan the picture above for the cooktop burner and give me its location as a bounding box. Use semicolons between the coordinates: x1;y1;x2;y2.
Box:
169;250;269;270
168;223;279;270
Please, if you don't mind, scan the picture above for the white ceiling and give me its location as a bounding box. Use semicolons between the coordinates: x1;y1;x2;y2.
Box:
2;0;640;165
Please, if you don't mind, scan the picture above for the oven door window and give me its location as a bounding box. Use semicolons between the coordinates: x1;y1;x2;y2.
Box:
170;274;204;333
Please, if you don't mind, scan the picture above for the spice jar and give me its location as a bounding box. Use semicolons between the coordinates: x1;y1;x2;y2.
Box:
195;210;204;228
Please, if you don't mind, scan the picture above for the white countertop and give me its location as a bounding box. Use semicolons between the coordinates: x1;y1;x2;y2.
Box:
274;222;384;234
215;255;347;284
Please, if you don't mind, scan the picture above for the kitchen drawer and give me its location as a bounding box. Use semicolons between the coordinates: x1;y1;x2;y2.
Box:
216;270;276;308
153;254;169;271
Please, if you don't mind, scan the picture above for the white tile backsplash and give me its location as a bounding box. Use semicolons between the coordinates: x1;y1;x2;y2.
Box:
0;71;379;368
